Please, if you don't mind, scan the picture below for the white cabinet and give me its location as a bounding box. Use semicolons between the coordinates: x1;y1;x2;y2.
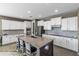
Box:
42;34;78;52
75;39;78;52
59;37;67;48
61;18;68;30
2;20;10;30
2;36;8;45
10;21;24;29
2;20;24;30
2;35;17;45
24;21;32;28
14;21;24;29
44;21;51;30
67;17;78;31
66;38;78;52
61;17;78;31
54;37;61;46
37;20;44;26
24;21;32;34
50;17;61;25
54;36;67;48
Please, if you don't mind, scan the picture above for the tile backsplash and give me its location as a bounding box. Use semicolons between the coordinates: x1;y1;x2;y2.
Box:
45;27;77;38
2;30;24;35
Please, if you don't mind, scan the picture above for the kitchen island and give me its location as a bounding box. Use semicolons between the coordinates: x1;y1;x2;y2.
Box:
16;35;53;56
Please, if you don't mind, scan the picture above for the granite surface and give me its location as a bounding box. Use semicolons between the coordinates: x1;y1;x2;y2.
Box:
18;35;53;48
44;34;77;39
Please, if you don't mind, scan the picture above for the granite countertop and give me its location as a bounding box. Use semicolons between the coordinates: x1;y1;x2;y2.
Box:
44;34;77;39
17;35;53;49
0;33;24;36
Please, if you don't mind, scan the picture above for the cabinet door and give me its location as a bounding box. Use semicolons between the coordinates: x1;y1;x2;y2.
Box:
61;18;68;30
55;17;61;25
67;17;76;31
54;36;66;48
44;22;47;30
24;21;32;28
69;39;78;52
8;35;17;43
2;36;9;45
54;36;61;46
20;22;24;29
9;21;15;29
38;20;44;26
44;21;51;30
60;37;67;48
50;17;61;25
66;38;78;52
75;17;78;31
2;20;10;30
50;18;55;25
74;39;78;52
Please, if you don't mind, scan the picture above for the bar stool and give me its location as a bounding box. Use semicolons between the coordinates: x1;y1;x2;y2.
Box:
25;42;31;55
19;39;24;53
16;38;20;52
25;42;37;56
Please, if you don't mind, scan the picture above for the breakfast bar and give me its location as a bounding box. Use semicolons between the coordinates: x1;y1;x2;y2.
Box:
16;35;53;56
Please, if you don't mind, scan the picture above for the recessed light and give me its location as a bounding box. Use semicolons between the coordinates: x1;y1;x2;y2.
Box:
27;11;31;13
54;10;58;12
38;15;42;17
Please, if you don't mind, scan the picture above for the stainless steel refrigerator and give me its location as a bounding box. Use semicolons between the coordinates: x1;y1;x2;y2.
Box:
37;26;45;37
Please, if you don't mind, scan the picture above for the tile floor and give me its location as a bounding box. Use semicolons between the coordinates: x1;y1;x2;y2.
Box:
0;43;78;56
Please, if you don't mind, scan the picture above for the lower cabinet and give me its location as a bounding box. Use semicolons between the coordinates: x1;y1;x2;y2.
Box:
42;34;78;52
2;35;17;45
66;38;78;52
2;36;9;45
54;37;78;52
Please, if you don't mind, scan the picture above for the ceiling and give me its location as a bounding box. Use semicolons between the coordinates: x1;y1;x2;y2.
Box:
0;3;79;20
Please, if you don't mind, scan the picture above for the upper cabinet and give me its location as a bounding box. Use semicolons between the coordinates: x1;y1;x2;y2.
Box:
37;20;44;26
2;20;10;30
37;20;51;30
2;20;24;30
61;16;78;31
50;17;61;26
24;21;32;34
44;21;51;30
61;18;68;30
24;21;32;28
